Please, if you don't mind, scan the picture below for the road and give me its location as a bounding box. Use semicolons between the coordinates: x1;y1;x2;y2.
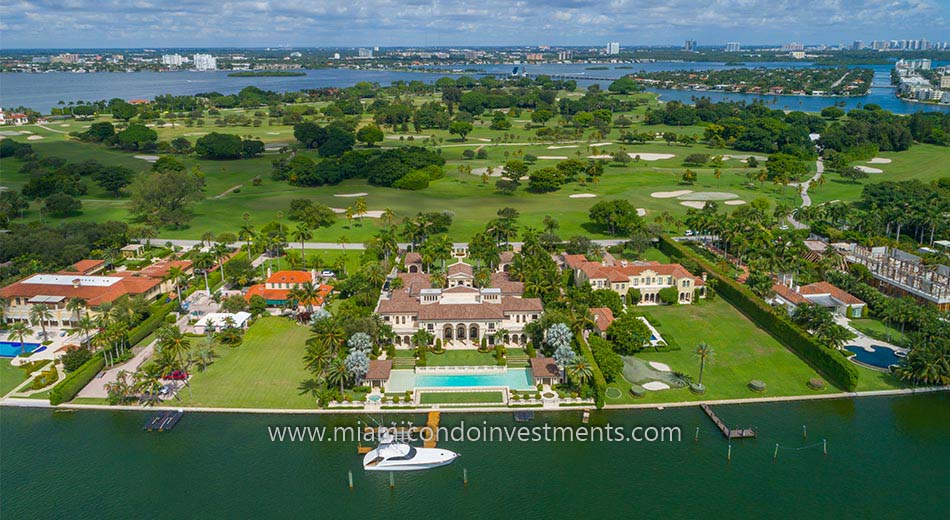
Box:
788;157;823;230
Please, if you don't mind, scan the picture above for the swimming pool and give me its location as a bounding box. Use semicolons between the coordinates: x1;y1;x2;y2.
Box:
846;345;903;370
387;368;535;393
0;341;41;358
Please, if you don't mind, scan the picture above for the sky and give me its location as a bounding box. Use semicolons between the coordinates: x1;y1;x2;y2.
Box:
1;0;947;49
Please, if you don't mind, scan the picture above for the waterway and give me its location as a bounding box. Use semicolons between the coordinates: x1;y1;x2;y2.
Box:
1;393;947;518
2;62;947;114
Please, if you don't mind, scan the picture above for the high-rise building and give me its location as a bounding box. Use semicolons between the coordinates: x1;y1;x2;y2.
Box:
606;42;620;55
684;40;697;52
557;50;573;61
161;54;184;66
358;48;373;58
852;40;864;50
725;42;740;52
193;54;217;71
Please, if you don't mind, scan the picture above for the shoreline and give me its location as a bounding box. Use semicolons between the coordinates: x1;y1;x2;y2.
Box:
2;386;945;416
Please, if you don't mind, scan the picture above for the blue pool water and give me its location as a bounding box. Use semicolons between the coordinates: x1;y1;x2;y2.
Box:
846;345;903;369
0;341;41;357
387;368;535;393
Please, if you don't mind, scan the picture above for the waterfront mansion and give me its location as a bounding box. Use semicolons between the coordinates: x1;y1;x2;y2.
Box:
375;254;542;348
563;254;705;305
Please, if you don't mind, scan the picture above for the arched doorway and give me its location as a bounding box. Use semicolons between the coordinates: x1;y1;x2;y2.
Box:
456;324;466;340
443;325;453;340
409;265;418;273
469;325;479;341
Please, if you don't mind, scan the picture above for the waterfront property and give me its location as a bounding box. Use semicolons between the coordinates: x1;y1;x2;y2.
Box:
376;257;542;348
564;254;705;305
0;258;192;327
769;280;866;318
839;245;950;311
244;268;332;308
193;312;252;334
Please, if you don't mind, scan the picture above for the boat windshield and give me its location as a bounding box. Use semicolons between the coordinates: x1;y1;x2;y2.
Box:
387;446;417;461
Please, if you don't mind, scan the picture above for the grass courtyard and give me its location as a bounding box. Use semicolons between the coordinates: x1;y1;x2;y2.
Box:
173;316;316;409
418;390;505;405
603;299;903;405
0;359;30;396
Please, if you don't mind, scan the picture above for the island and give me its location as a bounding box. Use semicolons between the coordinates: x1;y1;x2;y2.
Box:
626;67;874;96
227;70;307;77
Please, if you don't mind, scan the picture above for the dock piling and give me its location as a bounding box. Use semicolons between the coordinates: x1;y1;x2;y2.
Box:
727;443;732;463
463;468;468;486
823;439;827;456
802;425;807;440
389;472;394;489
348;470;353;490
773;443;779;462
694;427;699;442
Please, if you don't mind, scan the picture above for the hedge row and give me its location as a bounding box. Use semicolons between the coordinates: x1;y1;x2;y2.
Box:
657;235;859;391
193;251;250;291
127;301;177;346
576;335;607;408
49;352;105;405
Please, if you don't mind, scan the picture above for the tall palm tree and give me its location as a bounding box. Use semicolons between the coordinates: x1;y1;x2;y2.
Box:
382;208;395;227
567;357;593;386
69;316;97;349
239;222;256;253
296;282;321;314
166;265;186;302
325;357;349;395
194;253;215;294
65;297;87;326
353;197;368;224
6;322;35;356
157;326;191;371
212;242;231;286
695;342;714;386
308;318;346;354
291;224;313;263
29;304;53;339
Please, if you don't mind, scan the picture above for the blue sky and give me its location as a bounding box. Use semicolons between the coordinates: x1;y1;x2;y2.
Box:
1;0;947;49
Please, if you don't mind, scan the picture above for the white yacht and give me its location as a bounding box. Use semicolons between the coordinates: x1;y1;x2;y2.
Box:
362;430;459;471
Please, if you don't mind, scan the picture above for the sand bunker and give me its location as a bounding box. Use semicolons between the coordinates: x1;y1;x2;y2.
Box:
569;193;597;198
648;361;672;372
26;135;44;140
183;132;207;137
651;190;693;199
589;142;612;147
680;201;708;209
59;124;70;127
547;145;578;149
628;153;676;161
724;200;747;206
385;134;416;139
266;132;281;135
471;166;505;177
637;208;647;217
476;138;491;142
587;154;613;159
134;155;159;162
536;156;568;160
330;208;383;218
334;192;368;198
855;166;883;174
678;192;739;201
0;131;20;136
723;154;767;161
868;157;892;164
642;381;671;391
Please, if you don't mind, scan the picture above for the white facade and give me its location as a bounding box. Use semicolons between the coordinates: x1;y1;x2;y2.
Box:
606;42;620;55
161;54;184;66
193;54;217;71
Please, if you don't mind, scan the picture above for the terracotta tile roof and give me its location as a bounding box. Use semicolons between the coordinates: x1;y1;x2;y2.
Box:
562;254;588;270
266;270;313;284
68;259;105;274
490;272;524;295
771;283;808;305
444;285;479;293
499;251;516;264
134;260;193;279
377;295;421;314
418;303;505;320
501;296;543;313
447;262;473;276
404;252;422;265
245;283;331;305
398;272;432;295
590;307;615;332
0;275;161;307
799;282;865;306
530;357;561;379
365;359;393;381
578;261;698;283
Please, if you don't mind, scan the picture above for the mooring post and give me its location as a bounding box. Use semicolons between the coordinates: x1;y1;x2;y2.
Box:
773;443;779;462
348;470;353;490
694;427;699;442
389;472;394;489
802;425;807;440
463;468;468;486
823;439;827;456
727;442;732;463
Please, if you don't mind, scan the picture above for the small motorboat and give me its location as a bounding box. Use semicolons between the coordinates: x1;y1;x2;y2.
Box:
362;430;458;472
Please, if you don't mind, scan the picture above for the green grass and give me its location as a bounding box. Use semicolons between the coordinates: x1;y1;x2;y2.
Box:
850;318;907;345
604;299;879;404
262;249;365;276
173;316;316;409
0;359;30;396
425;350;499;366
417;390;505;404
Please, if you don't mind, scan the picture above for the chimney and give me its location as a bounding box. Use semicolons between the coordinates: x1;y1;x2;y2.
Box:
311;268;317;282
72;278;81;288
702;272;707;282
266;266;272;279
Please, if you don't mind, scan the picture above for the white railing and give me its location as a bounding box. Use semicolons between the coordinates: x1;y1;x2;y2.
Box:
415;365;506;375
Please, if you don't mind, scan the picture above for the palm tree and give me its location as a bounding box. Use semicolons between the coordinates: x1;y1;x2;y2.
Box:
212;242;231;285
566;357;593;386
325;357;349;395
166;265;187;302
29;304;53;339
296;281;321;314
303;343;333;378
353;197;368;224
291;224;313;263
6;322;35;356
308;317;346;354
157;326;191;371
695;342;714;386
69;316;97;348
239;222;256;252
194;252;215;294
65;297;87;326
382;208;395;227
894;342;948;386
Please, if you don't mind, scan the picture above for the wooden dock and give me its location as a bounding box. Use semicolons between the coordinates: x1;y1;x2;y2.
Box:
700;404;756;439
423;411;440;448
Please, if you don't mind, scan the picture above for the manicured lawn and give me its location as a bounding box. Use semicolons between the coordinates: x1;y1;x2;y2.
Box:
425;350;499;366
850;318;907;345
173;316;316;409
418;390;505;404
605;299;849;404
0;359;30;396
262;249;366;277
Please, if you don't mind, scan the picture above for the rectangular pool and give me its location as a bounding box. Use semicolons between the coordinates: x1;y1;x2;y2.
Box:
0;341;41;358
387;368;535;393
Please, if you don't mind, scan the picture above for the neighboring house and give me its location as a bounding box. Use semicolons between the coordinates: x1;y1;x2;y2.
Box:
365;360;393;389
0;111;29;125
530;357;563;386
376;259;542;348
769;281;866;318
0;259;191;327
565;255;705;305
194;312;251;334
244;269;331;308
120;244;145;258
590;307;615;335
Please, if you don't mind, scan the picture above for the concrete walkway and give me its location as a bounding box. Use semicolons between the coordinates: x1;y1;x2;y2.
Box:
789;157;823;229
76;341;157;399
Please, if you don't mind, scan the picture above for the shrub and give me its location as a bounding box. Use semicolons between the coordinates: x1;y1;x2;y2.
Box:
576;336;607;408
657;287;679;305
127;301;176;346
683;153;709;166
393;169;430;190
49;352;105;405
657;235;859;391
61;347;93;372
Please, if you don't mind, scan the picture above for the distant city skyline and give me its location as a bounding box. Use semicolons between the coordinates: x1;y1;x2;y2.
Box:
1;0;948;49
